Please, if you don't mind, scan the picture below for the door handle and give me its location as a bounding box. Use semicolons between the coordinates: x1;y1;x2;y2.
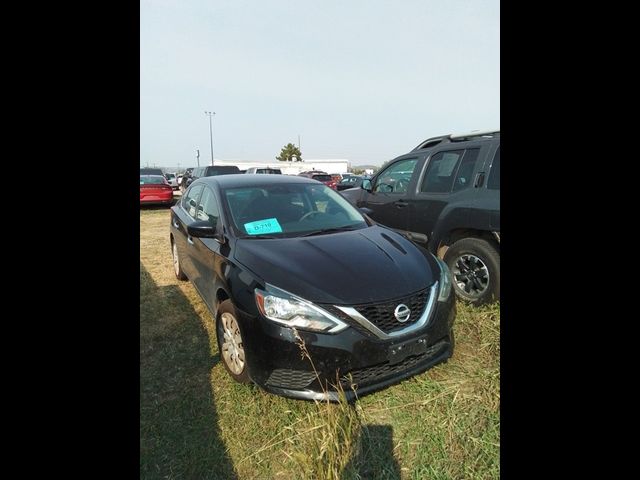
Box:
394;200;409;208
187;236;194;245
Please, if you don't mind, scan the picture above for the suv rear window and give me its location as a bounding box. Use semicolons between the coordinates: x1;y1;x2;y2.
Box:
312;174;331;181
206;166;240;176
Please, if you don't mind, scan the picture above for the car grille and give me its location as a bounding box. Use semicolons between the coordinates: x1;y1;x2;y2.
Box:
319;287;432;336
341;339;448;389
265;369;316;389
353;287;431;334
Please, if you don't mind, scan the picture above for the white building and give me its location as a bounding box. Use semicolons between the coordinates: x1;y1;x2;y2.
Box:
209;158;350;175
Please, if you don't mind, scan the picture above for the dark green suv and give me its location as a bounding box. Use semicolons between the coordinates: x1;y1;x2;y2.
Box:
341;130;500;306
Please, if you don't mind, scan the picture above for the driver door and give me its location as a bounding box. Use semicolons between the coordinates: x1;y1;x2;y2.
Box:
359;156;422;230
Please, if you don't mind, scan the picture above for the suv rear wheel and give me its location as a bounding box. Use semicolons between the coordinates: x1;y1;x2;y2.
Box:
443;237;500;306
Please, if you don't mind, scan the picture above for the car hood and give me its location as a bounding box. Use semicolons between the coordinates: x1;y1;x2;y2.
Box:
233;225;438;305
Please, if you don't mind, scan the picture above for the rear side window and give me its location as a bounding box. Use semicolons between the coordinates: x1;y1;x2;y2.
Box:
487;146;500;190
452;148;481;192
182;185;203;218
421;150;465;193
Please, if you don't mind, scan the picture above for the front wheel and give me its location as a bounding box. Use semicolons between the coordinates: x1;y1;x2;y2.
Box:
216;300;250;384
171;239;188;281
443;237;500;306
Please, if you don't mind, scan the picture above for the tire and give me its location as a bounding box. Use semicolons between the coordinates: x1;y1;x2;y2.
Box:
216;300;250;384
443;237;500;306
171;239;188;281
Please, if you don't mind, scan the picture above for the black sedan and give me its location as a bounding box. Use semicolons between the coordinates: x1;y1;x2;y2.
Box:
170;174;456;401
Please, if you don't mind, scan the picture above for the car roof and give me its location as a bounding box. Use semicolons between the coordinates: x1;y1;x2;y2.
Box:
192;174;320;189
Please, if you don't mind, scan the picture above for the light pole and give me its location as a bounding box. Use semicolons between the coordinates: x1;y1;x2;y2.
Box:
196;148;200;167
204;111;216;165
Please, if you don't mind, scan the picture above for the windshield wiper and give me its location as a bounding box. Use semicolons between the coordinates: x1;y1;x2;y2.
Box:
240;234;279;239
300;226;360;237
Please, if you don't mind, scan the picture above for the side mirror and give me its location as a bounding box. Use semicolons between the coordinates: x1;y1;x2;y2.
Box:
187;220;218;239
361;179;372;191
359;207;374;216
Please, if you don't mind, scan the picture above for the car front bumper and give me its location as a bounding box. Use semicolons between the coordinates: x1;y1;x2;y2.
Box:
236;288;456;402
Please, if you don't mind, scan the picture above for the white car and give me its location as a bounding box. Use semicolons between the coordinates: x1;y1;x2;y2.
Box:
164;172;179;190
245;167;282;174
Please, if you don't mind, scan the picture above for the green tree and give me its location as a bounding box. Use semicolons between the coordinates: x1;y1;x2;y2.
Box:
276;143;302;162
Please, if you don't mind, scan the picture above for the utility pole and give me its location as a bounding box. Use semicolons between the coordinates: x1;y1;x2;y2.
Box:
298;134;301;150
196;148;200;167
204;111;216;165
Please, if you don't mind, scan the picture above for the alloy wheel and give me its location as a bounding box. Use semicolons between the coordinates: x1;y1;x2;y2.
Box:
221;313;245;375
452;254;490;298
172;242;180;277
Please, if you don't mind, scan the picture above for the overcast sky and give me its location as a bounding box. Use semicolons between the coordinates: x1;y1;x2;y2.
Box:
140;0;499;168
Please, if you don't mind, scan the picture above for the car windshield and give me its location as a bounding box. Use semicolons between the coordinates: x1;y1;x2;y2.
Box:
165;173;175;179
140;176;166;185
223;183;367;238
312;174;331;182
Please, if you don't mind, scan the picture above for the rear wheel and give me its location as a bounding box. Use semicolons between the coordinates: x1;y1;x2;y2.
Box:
443;237;500;306
216;300;250;383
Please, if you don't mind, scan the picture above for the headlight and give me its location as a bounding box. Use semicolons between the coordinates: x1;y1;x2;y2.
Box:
255;284;349;333
435;257;453;302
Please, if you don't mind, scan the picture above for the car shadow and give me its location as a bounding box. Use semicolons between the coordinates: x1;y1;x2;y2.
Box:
347;424;401;479
140;262;237;479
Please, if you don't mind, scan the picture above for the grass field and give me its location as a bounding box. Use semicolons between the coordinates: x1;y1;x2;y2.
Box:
140;206;500;479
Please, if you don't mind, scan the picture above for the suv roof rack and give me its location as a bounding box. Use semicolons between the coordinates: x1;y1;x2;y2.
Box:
449;129;500;141
411;129;500;151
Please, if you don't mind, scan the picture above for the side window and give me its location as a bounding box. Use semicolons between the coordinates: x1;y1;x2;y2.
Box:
487;146;500;190
373;158;418;193
182;185;203;218
452;148;481;192
196;187;220;226
420;150;464;193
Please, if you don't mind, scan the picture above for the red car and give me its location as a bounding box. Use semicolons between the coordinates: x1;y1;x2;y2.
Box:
140;175;174;207
298;171;337;189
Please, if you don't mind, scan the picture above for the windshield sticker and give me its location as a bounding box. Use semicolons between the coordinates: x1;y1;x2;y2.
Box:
244;218;283;235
